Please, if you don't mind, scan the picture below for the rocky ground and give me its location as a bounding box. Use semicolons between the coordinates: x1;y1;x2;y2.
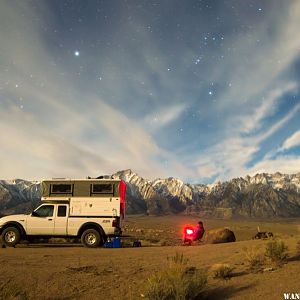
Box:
0;215;299;299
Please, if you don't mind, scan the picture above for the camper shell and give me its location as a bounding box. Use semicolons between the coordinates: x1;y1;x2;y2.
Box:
41;178;126;218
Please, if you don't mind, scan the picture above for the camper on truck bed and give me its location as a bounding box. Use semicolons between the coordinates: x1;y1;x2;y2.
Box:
0;178;126;248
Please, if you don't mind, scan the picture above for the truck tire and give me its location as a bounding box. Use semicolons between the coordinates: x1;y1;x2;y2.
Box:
1;227;21;247
81;229;101;248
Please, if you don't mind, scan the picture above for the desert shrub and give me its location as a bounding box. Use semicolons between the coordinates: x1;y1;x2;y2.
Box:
144;253;207;300
211;263;234;280
244;247;265;272
265;239;288;265
0;281;29;300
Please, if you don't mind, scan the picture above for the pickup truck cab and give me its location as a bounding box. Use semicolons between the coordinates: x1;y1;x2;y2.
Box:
0;178;126;248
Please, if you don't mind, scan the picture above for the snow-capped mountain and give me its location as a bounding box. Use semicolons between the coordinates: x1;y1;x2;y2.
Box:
114;170;300;217
0;179;41;216
1;170;300;218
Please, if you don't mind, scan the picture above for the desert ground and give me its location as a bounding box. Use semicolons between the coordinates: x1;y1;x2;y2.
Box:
0;215;299;300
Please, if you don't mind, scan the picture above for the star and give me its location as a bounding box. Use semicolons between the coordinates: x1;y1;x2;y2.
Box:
74;51;80;56
209;91;213;95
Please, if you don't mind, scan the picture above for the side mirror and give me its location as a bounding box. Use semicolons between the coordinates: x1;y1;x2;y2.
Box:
31;211;39;217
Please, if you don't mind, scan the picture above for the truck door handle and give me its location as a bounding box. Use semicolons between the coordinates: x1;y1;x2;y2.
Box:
48;219;53;221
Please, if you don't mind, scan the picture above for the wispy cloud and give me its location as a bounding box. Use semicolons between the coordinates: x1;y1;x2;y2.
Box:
0;1;194;180
191;1;300;181
235;83;297;135
279;130;300;152
248;156;300;176
144;103;187;131
194;88;300;181
1;1;300;182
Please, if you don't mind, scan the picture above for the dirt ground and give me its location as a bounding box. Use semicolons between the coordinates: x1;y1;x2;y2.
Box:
0;216;299;299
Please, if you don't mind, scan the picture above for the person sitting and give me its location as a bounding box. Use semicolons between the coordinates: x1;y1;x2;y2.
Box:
193;221;205;241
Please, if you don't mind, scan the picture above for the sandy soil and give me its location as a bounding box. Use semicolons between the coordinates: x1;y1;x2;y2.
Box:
0;216;299;299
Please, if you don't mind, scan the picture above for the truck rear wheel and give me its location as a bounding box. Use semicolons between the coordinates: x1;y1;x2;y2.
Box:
2;227;21;247
81;229;101;248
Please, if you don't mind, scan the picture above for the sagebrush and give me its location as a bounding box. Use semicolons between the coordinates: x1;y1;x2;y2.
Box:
211;263;234;280
244;247;265;272
265;239;288;265
0;281;29;300
144;253;207;300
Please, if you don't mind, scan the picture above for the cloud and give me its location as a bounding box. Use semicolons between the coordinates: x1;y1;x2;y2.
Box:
1;1;300;183
193;91;300;181
248;156;300;176
191;0;300;181
216;1;300;112
235;83;298;135
0;1;195;180
255;103;300;143
144;103;187;131
279;130;300;152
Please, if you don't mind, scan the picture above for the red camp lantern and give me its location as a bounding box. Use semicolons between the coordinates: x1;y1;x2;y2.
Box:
183;225;195;245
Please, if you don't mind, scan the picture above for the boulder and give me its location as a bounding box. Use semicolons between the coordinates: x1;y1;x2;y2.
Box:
203;228;236;244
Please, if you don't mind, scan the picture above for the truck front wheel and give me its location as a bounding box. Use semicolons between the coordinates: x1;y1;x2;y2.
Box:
2;227;21;247
81;229;101;248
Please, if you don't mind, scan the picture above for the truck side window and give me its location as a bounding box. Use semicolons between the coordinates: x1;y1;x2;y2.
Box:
34;205;54;217
57;206;67;217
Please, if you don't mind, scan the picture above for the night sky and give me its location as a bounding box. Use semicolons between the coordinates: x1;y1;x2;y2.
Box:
1;1;300;183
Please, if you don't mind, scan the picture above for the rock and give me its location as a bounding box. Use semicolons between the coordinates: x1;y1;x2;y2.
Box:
203;228;236;244
263;267;274;272
253;231;274;239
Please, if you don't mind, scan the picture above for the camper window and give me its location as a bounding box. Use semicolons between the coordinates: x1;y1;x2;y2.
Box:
91;183;113;194
51;184;72;194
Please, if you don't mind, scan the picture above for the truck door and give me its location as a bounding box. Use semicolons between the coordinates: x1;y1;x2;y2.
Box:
54;205;68;235
26;204;55;235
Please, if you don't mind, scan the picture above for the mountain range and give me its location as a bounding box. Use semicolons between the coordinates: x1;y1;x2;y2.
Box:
1;170;300;218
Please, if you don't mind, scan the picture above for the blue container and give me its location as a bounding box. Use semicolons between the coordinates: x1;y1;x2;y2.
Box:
104;237;121;248
112;237;121;248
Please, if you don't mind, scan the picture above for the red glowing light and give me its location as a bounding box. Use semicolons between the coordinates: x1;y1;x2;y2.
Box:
186;229;194;235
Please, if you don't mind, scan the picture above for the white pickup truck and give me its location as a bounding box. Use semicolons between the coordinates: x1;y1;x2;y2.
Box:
0;178;126;248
